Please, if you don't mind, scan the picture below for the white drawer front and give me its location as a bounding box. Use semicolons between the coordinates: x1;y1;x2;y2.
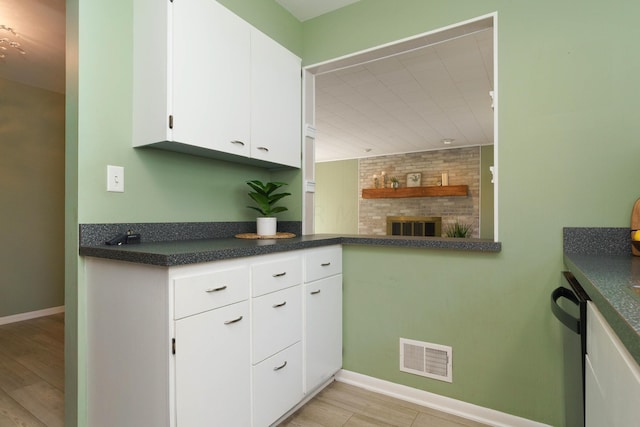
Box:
252;342;303;427
304;245;342;282
251;255;302;297
174;265;249;319
252;285;302;364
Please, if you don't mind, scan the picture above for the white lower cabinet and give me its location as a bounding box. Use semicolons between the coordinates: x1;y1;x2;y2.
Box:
175;301;250;427
585;302;640;427
305;275;343;392
304;245;343;393
86;246;342;427
250;253;303;425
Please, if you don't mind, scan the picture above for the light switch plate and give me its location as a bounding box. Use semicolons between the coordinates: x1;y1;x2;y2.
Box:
107;165;125;192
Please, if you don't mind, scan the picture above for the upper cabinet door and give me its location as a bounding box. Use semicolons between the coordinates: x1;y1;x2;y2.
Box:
250;29;301;168
133;0;301;168
172;0;251;157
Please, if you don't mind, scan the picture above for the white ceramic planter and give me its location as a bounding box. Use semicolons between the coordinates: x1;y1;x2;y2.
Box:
256;217;277;236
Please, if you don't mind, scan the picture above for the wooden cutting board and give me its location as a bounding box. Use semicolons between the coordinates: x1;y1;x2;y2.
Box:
631;198;640;255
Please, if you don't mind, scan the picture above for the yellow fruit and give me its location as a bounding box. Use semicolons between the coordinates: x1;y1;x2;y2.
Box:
633;230;640;241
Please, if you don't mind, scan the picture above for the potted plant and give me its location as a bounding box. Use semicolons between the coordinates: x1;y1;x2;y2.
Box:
445;221;472;238
246;180;291;236
390;176;400;189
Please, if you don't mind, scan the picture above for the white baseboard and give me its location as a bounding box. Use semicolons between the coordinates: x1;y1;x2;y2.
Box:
336;370;552;427
0;306;65;325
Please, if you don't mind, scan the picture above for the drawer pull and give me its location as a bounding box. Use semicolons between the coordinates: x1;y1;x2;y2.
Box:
257;146;269;152
321;262;331;267
272;301;287;308
272;272;287;278
273;361;287;371
230;140;245;146
205;285;227;293
223;316;243;325
310;289;321;295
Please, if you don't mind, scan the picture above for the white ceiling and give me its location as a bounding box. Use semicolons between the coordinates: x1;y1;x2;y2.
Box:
275;0;360;22
0;0;65;94
313;28;494;162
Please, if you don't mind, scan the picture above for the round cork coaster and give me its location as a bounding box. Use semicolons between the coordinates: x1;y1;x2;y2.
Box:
235;232;296;240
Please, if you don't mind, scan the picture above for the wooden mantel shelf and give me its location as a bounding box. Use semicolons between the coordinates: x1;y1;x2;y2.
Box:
362;185;468;199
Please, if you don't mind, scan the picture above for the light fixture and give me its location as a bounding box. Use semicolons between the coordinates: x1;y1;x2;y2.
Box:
0;25;27;59
441;138;454;145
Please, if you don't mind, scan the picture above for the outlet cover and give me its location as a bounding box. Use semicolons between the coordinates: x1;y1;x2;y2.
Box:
107;165;125;192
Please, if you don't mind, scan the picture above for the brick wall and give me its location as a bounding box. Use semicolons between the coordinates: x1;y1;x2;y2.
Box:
358;147;480;237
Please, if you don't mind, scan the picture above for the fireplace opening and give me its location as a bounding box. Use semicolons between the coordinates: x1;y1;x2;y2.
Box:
387;216;442;237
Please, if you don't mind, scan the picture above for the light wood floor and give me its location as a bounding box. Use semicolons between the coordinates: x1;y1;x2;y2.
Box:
279;381;491;427
0;314;488;427
0;313;64;427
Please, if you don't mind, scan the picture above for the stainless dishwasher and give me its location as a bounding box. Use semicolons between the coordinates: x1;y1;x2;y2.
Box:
551;271;590;427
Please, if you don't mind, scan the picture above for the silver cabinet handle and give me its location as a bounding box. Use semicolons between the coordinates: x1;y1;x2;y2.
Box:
321;262;331;267
272;272;287;278
310;290;321;295
205;285;227;293
272;301;287;308
257;146;269;152
230;140;245;146
273;361;287;371
224;316;243;325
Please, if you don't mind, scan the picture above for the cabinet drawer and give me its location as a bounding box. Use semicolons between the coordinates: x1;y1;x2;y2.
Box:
251;255;302;297
304;245;342;282
252;342;303;427
252;285;302;364
174;265;249;319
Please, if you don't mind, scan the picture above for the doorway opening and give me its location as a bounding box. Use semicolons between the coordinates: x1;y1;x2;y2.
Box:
302;13;498;241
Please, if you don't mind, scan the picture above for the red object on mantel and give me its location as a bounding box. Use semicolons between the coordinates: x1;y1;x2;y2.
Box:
631;197;640;256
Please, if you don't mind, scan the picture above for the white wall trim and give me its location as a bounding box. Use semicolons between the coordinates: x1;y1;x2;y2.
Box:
0;306;65;325
336;370;552;427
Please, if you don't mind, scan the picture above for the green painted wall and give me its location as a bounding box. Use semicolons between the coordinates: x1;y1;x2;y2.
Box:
0;79;65;317
315;160;359;234
66;1;302;425
66;0;640;426
305;1;640;426
480;145;494;239
217;0;302;57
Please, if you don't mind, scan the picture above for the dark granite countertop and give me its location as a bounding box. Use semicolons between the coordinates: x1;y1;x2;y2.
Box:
80;234;343;266
563;227;640;364
79;233;501;267
564;253;640;364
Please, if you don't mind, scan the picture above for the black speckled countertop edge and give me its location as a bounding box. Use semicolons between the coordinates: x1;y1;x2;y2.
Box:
563;227;640;364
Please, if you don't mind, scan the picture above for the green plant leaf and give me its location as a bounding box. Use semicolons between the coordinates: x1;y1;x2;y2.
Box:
445;221;472;238
246;180;291;217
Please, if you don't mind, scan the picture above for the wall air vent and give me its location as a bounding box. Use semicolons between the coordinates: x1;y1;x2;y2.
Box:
400;338;452;383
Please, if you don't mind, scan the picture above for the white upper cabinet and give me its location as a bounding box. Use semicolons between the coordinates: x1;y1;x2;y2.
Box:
171;0;251;158
250;28;302;168
133;0;301;168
